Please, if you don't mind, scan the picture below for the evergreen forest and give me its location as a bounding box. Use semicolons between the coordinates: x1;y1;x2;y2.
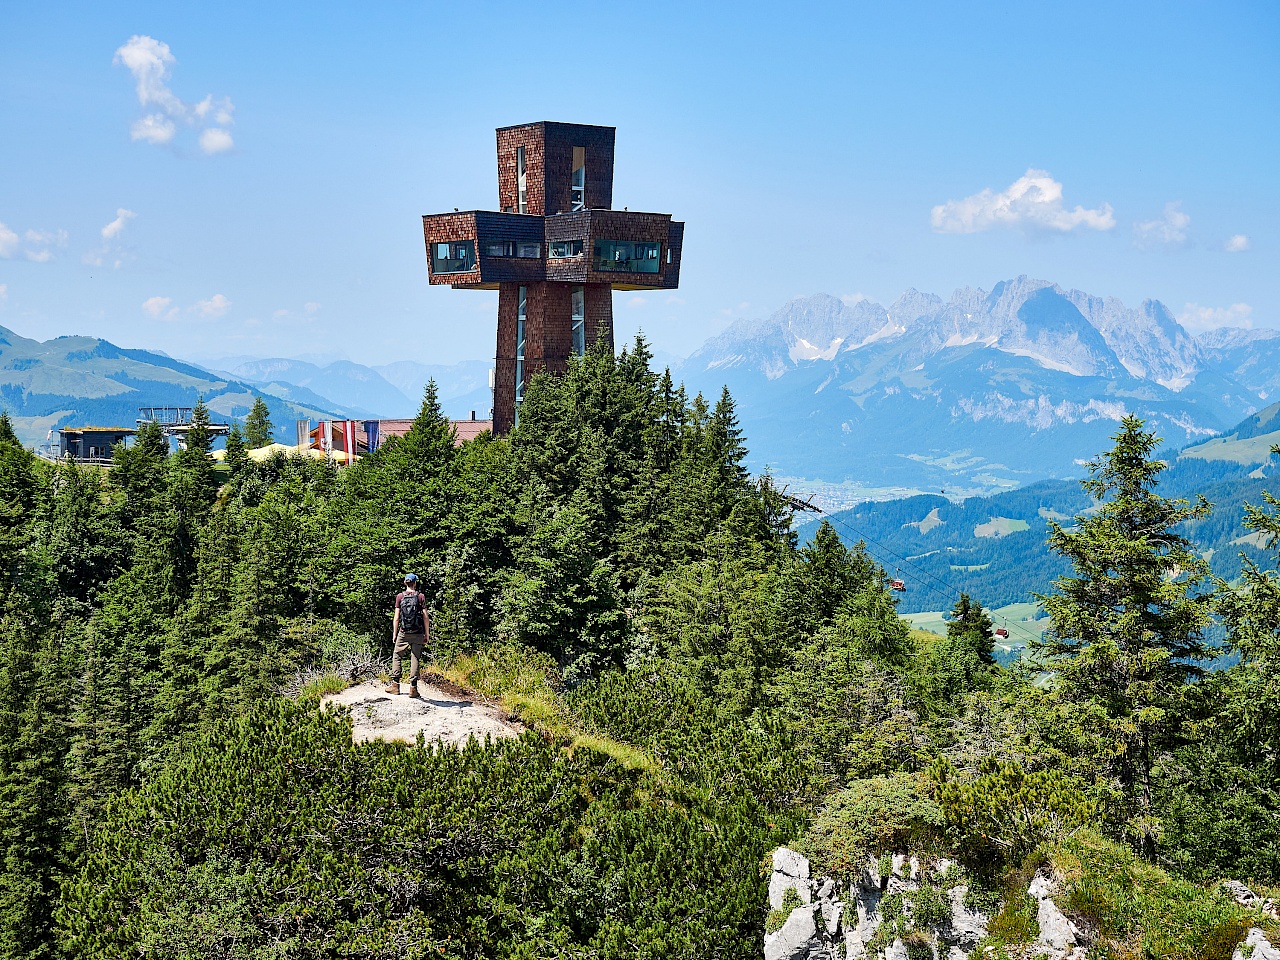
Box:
0;336;1278;958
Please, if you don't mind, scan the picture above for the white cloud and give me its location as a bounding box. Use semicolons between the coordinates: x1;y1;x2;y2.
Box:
1133;201;1190;248
626;296;647;308
1226;234;1250;253
841;293;866;306
0;223;18;258
199;128;234;155
195;293;231;317
1178;302;1252;332
22;228;68;262
0;284;7;306
303;302;320;315
142;296;177;319
101;208;136;240
113;35;235;154
931;169;1115;234
84;209;137;268
130;113;176;145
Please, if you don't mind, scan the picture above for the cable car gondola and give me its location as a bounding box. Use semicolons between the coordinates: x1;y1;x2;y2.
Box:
994;627;1009;639
889;578;906;592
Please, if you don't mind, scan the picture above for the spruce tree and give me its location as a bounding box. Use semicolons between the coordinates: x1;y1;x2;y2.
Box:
947;593;995;665
0;413;17;447
1034;414;1214;857
244;397;274;449
0;603;68;959
224;423;248;474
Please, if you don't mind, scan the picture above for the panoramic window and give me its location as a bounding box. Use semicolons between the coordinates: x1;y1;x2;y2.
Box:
571;285;585;356
431;240;475;274
571;146;586;211
515;285;527;404
517;146;528;214
486;241;541;258
549;239;584;258
591;240;661;274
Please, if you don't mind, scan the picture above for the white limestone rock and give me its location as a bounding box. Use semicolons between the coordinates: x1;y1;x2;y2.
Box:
769;847;813;910
1224;880;1280;918
1233;928;1280;960
942;884;988;951
1027;870;1083;959
765;904;820;960
774;847;811;880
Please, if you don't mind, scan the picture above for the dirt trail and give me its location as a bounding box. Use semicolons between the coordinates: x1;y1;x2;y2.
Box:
320;679;522;747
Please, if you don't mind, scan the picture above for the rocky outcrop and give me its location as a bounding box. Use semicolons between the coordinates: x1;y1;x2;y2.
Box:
1233;928;1280;960
1026;870;1088;960
763;849;1280;960
763;848;990;960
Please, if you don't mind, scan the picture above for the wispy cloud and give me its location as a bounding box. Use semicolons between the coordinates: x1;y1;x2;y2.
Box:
113;36;235;155
1178;302;1252;332
0;222;68;261
22;229;68;262
1225;234;1250;253
0;284;8;307
101;208;136;240
0;223;18;259
196;293;231;317
85;208;137;267
1133;201;1190;249
931;169;1115;234
142;296;177;320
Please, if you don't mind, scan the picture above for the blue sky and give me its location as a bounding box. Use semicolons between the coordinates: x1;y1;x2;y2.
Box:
1;0;1275;366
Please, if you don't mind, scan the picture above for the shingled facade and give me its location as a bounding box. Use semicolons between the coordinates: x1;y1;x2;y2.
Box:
423;121;684;434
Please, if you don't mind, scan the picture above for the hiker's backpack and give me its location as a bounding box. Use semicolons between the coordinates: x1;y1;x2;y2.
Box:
399;591;425;633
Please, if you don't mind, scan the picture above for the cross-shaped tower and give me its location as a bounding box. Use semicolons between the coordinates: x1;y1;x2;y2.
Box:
423;122;684;434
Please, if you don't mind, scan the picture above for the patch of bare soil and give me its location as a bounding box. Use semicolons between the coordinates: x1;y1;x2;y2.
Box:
320;679;522;747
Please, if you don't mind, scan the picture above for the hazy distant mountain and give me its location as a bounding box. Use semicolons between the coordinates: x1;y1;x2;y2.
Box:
1196;328;1280;402
680;277;1263;490
0;326;341;448
227;358;415;419
372;360;493;420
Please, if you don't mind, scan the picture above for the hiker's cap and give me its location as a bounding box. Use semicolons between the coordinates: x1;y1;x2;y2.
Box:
404;573;419;583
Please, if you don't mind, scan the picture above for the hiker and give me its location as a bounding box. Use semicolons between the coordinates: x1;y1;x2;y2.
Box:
387;573;430;698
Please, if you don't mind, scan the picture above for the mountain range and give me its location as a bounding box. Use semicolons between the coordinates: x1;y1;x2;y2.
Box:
678;276;1277;491
0;325;494;448
795;399;1280;628
215;357;493;421
5;275;1277;489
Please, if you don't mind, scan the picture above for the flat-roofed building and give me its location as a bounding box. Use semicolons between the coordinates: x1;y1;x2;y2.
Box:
58;426;135;461
423;122;684;434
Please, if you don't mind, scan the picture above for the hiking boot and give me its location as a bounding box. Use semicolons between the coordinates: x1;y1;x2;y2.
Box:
408;683;422;699
384;682;400;695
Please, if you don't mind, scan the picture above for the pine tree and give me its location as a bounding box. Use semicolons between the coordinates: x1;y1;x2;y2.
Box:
183;396;214;458
946;593;995;665
0;606;69;959
244;397;274;449
1034;414;1214;857
224;423;248;474
0;413;17;447
111;419;170;537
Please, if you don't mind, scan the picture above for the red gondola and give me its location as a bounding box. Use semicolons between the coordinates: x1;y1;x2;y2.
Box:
889;578;906;592
994;627;1009;639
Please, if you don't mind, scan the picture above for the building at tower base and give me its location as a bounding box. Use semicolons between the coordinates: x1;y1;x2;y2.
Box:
423;122;684;434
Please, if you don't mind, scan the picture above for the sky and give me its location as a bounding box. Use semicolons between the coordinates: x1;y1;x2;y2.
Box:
0;0;1276;368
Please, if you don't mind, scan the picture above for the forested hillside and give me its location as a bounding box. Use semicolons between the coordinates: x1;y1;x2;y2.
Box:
806;451;1277;615
0;338;1277;958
